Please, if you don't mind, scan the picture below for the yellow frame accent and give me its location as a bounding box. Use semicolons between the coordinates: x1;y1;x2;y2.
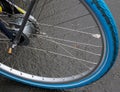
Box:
0;6;3;13
15;6;26;14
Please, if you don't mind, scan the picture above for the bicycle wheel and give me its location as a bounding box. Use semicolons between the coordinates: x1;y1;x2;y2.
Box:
0;0;119;89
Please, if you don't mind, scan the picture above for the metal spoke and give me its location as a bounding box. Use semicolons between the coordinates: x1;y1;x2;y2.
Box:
0;39;10;41
30;38;92;71
0;32;8;39
39;37;101;56
31;33;102;48
39;3;80;21
37;23;100;38
11;52;21;69
55;13;90;25
36;0;47;20
45;39;93;70
1;54;13;64
22;46;97;65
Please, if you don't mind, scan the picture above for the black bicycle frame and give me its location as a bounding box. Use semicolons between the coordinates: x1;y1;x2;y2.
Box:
13;0;36;45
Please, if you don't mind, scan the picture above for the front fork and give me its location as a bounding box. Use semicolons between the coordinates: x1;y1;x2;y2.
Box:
8;0;36;54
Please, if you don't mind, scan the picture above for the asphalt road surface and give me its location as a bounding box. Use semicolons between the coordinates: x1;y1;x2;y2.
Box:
0;0;120;92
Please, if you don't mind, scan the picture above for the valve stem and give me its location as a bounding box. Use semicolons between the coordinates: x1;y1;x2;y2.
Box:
8;48;12;54
8;43;17;54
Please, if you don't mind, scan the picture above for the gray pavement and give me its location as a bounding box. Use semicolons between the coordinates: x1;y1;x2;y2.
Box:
0;0;120;92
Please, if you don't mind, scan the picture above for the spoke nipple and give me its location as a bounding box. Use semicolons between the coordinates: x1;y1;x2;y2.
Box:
92;34;101;39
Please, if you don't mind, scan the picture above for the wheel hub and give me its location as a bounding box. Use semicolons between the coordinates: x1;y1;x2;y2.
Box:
10;17;36;46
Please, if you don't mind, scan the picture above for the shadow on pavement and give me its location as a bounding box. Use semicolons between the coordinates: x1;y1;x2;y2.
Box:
0;76;90;92
0;76;71;92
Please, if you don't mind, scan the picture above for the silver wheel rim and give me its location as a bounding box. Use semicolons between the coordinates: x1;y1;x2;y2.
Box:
0;0;106;83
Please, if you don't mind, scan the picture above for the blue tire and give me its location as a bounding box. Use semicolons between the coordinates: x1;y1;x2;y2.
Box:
0;0;119;89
